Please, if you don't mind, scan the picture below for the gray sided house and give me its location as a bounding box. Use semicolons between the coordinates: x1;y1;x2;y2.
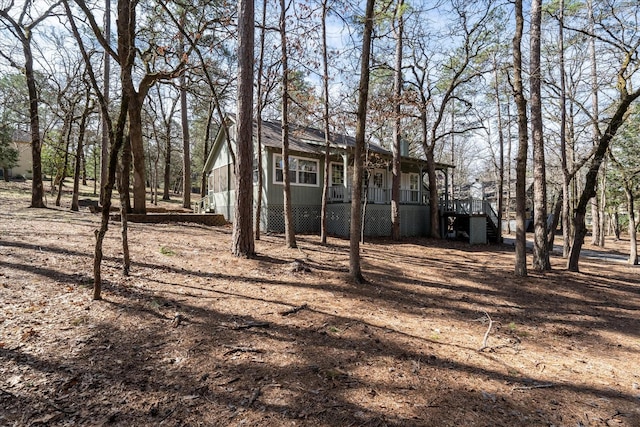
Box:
201;116;456;239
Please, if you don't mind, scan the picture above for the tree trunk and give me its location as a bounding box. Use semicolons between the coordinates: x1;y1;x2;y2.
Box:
530;0;550;271
391;0;404;241
127;97;147;214
568;90;640;271
63;0;126;301
625;185;638;265
179;13;191;209
598;162;607;246
588;0;601;247
24;36;45;208
153;156;159;205
506;98;512;234
56;118;73;207
163;119;172;200
118;150;131;276
426;146;440;238
513;0;528;277
121;136;132;213
558;0;571;258
493;55;504;244
72;94;91;211
81;148;87;187
100;0;111;206
201;100;214;198
93;91;129;300
547;192;562;250
591;197;600;245
254;0;267;241
181;82;191;209
319;0;332;244
231;0;255;257
280;0;297;249
116;0;146;214
349;0;375;284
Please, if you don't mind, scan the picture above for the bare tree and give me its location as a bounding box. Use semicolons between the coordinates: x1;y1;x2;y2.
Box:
512;0;528;277
530;0;550;271
99;0;110;206
492;54;504;244
587;0;601;247
349;0;375;283
232;0;255;257
566;1;640;272
255;0;268;241
71;78;94;211
609;151;639;265
179;10;191;209
74;0;193;214
64;0;129;299
390;0;404;241
279;0;297;249
406;1;495;239
0;0;61;208
319;0;331;244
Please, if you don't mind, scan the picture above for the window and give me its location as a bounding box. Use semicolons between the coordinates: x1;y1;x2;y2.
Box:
253;156;259;183
274;154;319;187
373;172;384;188
298;159;318;185
209;164;234;192
331;163;344;185
409;174;419;191
409;173;419;202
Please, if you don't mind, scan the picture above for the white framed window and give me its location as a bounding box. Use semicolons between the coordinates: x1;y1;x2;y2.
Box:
274;154;319;187
330;163;344;186
409;173;419;202
373;171;384;188
409;173;419;191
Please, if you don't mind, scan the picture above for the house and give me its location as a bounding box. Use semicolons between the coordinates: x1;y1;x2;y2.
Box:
201;115;455;238
0;129;32;180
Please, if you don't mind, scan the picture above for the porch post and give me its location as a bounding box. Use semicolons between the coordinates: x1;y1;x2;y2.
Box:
342;152;348;202
444;167;450;209
419;167;423;205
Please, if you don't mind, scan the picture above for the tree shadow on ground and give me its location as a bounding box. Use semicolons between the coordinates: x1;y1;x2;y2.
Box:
2;212;640;426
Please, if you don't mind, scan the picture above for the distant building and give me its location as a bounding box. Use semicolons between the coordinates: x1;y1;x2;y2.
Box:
4;130;33;179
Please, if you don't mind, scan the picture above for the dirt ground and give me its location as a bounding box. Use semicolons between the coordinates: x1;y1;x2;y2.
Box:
1;181;639;427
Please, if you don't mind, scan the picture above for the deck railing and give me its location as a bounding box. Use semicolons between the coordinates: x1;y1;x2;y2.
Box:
329;186;421;205
192;193;215;213
440;198;499;229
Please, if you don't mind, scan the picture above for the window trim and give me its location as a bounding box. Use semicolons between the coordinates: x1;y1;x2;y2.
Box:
330;162;345;186
273;153;320;187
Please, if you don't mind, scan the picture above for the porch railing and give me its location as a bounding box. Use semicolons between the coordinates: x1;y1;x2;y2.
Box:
440;198;499;229
192;193;215;213
328;186;421;205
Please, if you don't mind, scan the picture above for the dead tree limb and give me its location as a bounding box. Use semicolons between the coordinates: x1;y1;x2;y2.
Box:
478;311;495;351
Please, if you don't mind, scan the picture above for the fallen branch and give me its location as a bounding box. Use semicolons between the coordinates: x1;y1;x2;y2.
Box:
513;383;554;391
478;311;494;352
223;346;264;356
234;321;270;330
280;303;308;316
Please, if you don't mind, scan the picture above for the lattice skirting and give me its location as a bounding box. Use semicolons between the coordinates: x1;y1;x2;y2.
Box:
326;204;431;237
225;202;431;237
265;205;321;234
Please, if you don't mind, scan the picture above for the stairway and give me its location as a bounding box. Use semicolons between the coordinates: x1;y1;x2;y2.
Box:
486;216;499;243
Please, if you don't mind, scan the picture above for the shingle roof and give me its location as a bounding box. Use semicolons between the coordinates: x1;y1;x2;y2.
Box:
257;119;389;156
